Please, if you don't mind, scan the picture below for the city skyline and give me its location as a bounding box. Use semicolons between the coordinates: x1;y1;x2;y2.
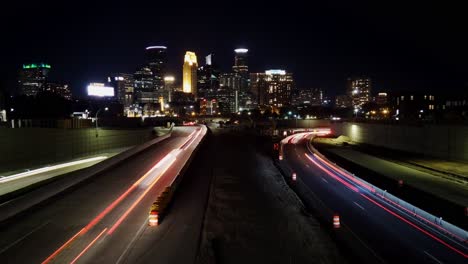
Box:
1;1;467;98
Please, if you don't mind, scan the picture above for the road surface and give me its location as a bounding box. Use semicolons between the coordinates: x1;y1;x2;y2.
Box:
0;126;207;264
280;133;467;264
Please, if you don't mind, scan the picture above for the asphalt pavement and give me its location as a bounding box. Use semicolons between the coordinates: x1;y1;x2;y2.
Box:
281;134;467;264
0;126;207;264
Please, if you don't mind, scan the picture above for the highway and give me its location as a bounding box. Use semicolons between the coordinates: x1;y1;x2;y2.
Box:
280;133;467;264
0;126;207;264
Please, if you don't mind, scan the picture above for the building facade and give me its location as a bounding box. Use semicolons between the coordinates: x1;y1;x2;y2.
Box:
294;88;323;106
134;67;155;104
183;51;198;96
347;77;372;108
44;82;72;100
18;63;51;96
251;70;294;108
108;73;134;106
145;46;167;92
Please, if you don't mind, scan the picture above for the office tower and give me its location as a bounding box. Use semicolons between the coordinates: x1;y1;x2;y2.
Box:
335;95;352;108
347;77;372;108
197;53;220;99
294;88;323;106
134;67;155;104
232;48;249;75
183;51;198;96
108;73;134;106
376;92;388;105
145;46;167;91
164;76;175;102
44;82;72;100
18;63;51;96
251;70;294;108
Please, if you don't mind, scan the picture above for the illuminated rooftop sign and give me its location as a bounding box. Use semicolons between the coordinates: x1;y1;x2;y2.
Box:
234;48;248;53
164;76;175;82
146;46;167;50
265;69;286;75
23;63;51;69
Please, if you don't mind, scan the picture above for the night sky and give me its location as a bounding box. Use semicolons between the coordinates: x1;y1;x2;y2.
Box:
1;0;467;97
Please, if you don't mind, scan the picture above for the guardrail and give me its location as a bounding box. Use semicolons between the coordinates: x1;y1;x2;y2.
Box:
305;137;468;244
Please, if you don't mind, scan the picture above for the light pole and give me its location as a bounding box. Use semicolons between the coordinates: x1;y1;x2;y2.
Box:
95;107;108;137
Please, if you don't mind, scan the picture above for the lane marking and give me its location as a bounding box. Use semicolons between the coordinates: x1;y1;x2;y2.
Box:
115;219;148;264
305;164;310;168
342;223;386;264
321;178;329;184
353;202;365;211
0;221;50;254
70;228;108;264
424;251;444;264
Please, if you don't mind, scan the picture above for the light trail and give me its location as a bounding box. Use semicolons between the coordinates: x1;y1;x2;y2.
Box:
70;228;108;264
0;156;108;183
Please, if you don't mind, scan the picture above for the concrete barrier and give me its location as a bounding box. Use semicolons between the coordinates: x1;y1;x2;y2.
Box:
0;127;156;174
0;132;171;223
331;122;468;162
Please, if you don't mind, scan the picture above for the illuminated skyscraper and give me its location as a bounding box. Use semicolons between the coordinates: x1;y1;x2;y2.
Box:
232;48;248;74
145;46;167;91
18;63;51;96
347;77;372;108
134;67;155;104
252;70;294;108
183;51;198;96
164;76;175;102
108;73;134;106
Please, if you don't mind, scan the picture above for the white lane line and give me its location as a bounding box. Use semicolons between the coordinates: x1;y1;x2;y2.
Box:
353;202;365;211
305;164;310;168
115;219;148;264
0;221;50;254
321;178;329;183
424;251;444;264
343;223;385;264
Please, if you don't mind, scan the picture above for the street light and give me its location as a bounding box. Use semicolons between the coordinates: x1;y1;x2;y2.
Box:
95;107;109;137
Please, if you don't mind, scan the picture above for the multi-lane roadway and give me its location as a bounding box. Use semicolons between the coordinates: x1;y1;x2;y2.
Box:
0;126;206;264
280;132;467;264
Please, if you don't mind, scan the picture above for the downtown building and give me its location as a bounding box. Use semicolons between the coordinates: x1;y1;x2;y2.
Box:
43;83;72;100
251;70;294;109
293;88;323;106
18;63;51;96
215;48;252;114
197;54;220;99
134;66;155;104
183;51;198;97
347;77;372;109
146;46;167;92
108;73;134;108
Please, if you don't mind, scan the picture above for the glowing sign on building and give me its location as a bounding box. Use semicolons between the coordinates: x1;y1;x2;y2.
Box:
23;63;51;69
87;83;115;97
234;48;248;53
265;69;286;75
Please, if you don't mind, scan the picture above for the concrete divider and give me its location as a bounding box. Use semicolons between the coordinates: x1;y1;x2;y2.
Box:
0;132;172;223
0;127;159;174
